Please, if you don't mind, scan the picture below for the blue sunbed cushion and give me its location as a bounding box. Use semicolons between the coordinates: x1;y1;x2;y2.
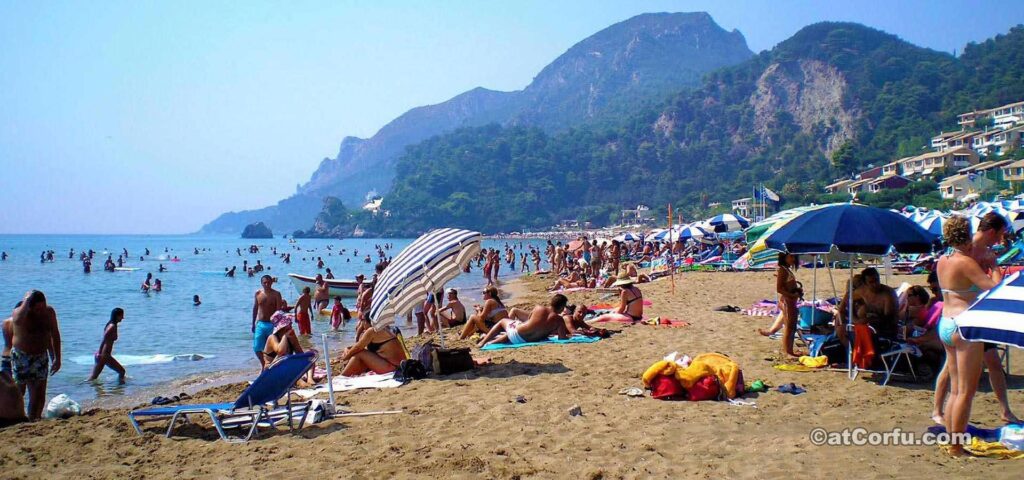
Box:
131;402;235;416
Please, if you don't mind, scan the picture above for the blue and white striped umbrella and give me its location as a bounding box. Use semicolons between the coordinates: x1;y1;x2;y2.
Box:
706;213;750;233
957;271;1024;349
370;228;481;330
650;228;671;241
614;232;641;242
675;225;710;242
915;214;945;236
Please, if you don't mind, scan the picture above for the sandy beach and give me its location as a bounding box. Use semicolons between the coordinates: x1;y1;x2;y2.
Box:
1;270;1021;479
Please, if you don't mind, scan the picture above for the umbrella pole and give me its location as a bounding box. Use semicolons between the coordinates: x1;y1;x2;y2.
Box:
321;333;337;415
847;256;854;380
826;260;838;299
813;255;818;305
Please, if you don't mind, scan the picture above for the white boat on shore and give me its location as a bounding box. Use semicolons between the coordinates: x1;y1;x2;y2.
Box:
287;273;362;297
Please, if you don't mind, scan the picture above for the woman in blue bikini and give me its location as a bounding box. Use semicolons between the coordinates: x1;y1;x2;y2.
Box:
935;215;1001;456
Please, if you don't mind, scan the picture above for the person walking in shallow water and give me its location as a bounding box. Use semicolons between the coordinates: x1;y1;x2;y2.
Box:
88;308;126;383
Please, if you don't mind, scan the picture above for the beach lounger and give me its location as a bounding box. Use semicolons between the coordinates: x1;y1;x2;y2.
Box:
128;351;316;442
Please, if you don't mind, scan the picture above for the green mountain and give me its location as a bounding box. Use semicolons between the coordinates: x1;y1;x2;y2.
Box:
369;23;1024;234
199;12;753;234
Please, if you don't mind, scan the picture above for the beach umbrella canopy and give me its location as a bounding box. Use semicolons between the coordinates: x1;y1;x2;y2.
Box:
915;214;945;236
1010;211;1024;234
675;225;710;242
650;228;672;241
764;203;939;255
613;232;641;242
706;213;750;233
369;228;481;330
956;271;1024;349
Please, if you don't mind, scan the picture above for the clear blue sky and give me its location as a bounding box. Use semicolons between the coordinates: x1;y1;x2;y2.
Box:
1;0;1021;234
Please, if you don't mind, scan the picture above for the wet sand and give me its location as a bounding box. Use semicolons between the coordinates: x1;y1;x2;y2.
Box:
1;269;1021;478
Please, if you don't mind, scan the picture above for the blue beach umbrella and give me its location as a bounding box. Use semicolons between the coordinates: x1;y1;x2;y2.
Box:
764;203;939;255
957;271;1024;349
370;228;481;331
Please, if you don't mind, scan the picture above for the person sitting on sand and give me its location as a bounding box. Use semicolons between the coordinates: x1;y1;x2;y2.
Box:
263;312;316;386
460;286;509;339
619;262;650;284
341;319;407;376
437;288;467;327
591;278;644;323
852;267;898;339
87;308;126;383
477;294;570;347
833;274;865;346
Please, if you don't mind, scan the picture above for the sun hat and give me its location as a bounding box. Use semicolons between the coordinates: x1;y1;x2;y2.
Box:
271;311;293;334
612;277;636;287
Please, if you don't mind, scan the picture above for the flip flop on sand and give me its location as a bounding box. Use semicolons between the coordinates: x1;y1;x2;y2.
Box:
776;383;806;395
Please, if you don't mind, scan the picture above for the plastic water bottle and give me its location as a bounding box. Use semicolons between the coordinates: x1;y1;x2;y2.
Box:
1001;424;1024;451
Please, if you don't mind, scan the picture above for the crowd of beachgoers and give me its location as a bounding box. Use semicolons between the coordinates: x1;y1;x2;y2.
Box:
3;207;1024;465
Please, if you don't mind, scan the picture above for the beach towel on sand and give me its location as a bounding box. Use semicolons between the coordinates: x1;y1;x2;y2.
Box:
480;335;600;351
292;372;404;399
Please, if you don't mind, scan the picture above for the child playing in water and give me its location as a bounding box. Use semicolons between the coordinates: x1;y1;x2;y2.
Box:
331;296;351;330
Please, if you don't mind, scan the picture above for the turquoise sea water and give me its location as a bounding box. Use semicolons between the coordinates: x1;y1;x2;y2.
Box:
0;235;548;406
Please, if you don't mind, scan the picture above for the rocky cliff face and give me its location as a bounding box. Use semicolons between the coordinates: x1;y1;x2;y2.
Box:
199;12;754;234
300;87;521;201
513;12;754;130
750;60;858;157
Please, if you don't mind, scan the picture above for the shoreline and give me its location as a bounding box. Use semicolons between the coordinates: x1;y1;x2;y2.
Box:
82;273;533;412
3;269;1021;478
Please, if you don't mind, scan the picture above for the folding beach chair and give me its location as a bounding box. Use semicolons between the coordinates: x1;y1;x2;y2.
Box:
128;351;317;442
847;325;918;386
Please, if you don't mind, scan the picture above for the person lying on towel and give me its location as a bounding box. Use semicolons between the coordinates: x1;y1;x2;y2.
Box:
477;294;569;347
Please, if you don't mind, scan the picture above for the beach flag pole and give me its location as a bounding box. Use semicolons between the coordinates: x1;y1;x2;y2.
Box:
668;204;675;294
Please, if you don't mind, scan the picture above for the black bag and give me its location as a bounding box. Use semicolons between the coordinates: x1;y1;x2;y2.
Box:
431;347;474;375
820;337;847;366
394;359;428;383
